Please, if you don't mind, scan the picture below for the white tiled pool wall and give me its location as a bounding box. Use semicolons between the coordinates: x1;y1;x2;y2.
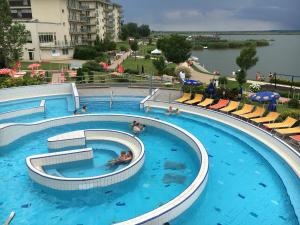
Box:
48;137;86;150
0;115;209;225
0;101;45;121
26;128;146;190
0;83;73;102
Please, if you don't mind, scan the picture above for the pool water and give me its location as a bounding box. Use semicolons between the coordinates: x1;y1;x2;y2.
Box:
0;96;299;225
0;95;74;123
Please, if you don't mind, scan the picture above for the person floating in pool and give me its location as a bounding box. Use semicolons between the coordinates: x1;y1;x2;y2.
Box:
131;121;146;134
166;106;180;115
82;105;88;113
108;150;133;166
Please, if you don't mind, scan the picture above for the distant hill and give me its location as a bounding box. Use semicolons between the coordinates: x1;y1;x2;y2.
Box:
152;30;300;35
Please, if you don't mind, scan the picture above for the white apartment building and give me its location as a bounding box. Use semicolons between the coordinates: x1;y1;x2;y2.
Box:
9;0;122;61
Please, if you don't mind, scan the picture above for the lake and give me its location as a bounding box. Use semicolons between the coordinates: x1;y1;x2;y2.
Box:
192;34;300;81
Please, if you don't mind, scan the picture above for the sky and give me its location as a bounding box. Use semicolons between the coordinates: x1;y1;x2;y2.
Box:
114;0;300;31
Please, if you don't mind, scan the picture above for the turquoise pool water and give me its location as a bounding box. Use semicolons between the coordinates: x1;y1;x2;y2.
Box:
0;96;299;225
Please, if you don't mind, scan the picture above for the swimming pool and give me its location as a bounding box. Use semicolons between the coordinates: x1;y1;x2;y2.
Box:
0;94;299;225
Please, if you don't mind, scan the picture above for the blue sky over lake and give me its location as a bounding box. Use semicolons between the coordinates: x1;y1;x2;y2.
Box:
115;0;300;31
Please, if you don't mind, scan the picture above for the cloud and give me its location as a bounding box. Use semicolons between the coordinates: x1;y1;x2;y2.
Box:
153;9;281;31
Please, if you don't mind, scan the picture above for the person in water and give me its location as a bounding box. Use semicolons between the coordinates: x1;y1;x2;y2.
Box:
82;105;88;113
108;151;133;165
166;106;180;115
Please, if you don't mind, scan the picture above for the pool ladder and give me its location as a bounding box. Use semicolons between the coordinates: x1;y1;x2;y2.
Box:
109;91;113;109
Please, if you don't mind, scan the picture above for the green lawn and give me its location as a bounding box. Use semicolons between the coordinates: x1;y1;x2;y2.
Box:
122;57;176;75
21;62;68;70
138;44;156;56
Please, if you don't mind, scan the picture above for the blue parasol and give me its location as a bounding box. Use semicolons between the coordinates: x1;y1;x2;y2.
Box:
184;80;202;86
250;91;280;103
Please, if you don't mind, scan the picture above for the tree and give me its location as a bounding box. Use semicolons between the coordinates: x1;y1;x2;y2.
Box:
138;24;150;38
235;45;258;87
94;34;101;46
130;40;139;60
158;35;192;64
152;56;166;75
0;0;29;67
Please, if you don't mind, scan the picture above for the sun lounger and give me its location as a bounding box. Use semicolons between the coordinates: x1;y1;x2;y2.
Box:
185;94;203;105
290;135;300;143
275;126;300;135
220;101;240;112
231;104;254;116
240;107;265;119
264;117;297;129
209;99;229;110
197;98;214;107
175;93;192;103
251;112;280;124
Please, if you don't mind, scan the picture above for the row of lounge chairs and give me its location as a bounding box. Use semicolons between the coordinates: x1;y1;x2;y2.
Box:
175;93;300;144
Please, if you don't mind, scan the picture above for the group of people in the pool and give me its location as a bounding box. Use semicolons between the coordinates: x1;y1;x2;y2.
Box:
107;150;133;166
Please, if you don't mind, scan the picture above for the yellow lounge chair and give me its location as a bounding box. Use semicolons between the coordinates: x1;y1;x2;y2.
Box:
275;126;300;135
264;117;297;129
175;93;192;103
185;94;203;105
220;101;240;113
231;104;254;116
251;112;280;124
240;107;265;119
198;98;214;107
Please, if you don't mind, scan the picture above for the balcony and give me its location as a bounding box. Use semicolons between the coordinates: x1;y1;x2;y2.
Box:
69;28;88;34
9;0;31;7
39;41;75;49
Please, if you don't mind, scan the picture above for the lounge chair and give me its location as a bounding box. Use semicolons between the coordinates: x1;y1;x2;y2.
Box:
240;107;265;119
290;135;300;145
231;104;254;116
209;99;229;110
275;126;300;135
198;98;214;107
220;101;240;113
264;117;297;129
175;93;192;103
251;112;280;124
185;94;203;105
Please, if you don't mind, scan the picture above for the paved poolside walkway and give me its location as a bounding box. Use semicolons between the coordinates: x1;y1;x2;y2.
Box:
108;51;131;71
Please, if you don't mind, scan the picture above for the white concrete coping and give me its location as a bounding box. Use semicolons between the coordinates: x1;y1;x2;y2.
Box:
0;115;209;225
71;83;80;109
0;99;46;121
140;88;159;108
27;129;145;191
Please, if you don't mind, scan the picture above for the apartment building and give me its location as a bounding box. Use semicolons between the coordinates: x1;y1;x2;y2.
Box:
9;0;122;61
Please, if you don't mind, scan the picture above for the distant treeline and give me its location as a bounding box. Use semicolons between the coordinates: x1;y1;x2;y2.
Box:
193;39;270;50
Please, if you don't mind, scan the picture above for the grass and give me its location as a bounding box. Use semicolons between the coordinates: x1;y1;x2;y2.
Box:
138;44;156;56
20;62;68;70
122;57;157;74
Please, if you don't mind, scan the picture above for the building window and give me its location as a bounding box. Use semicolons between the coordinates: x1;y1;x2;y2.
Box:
62;49;69;55
38;33;56;43
26;32;32;43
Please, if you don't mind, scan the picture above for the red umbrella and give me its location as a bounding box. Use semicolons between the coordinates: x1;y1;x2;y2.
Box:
28;63;41;69
0;68;12;75
117;64;124;73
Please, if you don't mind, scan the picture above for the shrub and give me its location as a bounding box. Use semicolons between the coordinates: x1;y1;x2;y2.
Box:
82;61;104;72
175;66;191;79
94;52;109;63
144;54;151;60
249;83;261;93
288;99;300;109
278;109;300;121
76;68;84;83
88;71;94;83
218;76;228;85
163;67;175;76
74;46;97;60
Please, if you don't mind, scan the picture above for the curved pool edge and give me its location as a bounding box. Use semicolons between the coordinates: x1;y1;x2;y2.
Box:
0;114;209;225
27;130;145;190
144;100;300;221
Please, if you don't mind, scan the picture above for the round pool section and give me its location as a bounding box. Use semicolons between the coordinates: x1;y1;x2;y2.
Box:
0;91;299;225
27;130;146;190
0;115;208;225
